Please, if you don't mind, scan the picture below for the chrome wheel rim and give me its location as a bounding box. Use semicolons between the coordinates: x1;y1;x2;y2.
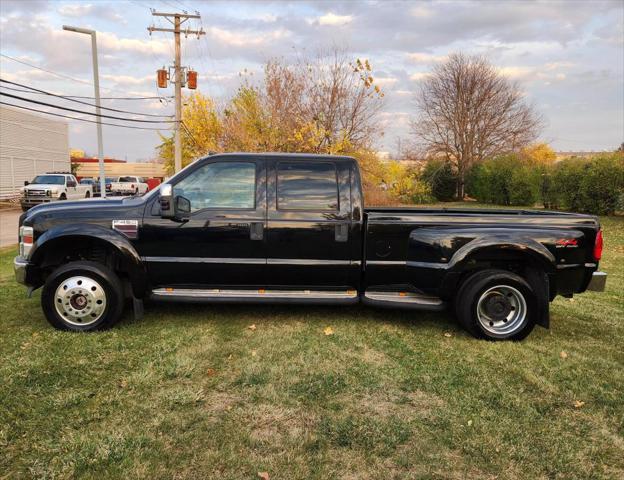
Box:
54;276;107;326
476;285;527;337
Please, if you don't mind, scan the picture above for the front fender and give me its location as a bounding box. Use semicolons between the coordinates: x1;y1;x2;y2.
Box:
30;223;147;297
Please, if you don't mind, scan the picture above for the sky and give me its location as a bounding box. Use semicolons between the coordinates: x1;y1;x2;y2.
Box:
0;0;623;161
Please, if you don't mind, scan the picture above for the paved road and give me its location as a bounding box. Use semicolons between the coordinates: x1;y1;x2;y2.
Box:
0;208;21;247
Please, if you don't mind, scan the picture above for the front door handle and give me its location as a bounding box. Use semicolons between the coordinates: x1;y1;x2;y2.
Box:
250;222;264;241
335;223;349;242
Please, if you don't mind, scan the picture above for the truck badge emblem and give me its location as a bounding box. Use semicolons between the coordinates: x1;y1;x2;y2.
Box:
112;220;139;239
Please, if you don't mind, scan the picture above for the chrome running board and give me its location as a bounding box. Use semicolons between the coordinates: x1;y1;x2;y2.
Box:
150;288;359;305
363;290;446;311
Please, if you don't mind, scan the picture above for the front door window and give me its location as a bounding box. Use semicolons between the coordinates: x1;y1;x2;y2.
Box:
173;162;256;212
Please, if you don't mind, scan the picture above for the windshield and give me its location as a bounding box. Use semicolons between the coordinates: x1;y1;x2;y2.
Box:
31;175;65;185
80;179;94;184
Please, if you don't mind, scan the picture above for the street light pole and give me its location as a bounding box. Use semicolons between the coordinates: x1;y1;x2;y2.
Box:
63;25;106;198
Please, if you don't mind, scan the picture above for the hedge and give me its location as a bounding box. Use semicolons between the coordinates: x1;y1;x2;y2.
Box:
467;154;540;206
465;152;623;214
546;154;624;215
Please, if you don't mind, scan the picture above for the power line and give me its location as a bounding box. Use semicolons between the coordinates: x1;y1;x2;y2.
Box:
0;101;170;131
0;85;173;100
0;53;170;100
0;91;178;124
0;78;174;118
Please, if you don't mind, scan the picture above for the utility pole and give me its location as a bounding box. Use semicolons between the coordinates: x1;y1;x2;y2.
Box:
148;11;204;173
63;25;106;198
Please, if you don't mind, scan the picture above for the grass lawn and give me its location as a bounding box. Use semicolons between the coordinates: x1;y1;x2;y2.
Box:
1;214;622;479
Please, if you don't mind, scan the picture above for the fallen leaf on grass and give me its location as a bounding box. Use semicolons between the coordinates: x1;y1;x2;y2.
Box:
251;350;257;357
573;400;585;409
206;368;217;377
559;351;568;359
467;419;473;427
443;332;452;338
248;324;257;331
258;473;270;480
323;326;334;336
118;379;128;389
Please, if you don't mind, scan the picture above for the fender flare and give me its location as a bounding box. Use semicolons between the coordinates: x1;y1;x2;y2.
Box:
30;223;147;297
447;236;557;274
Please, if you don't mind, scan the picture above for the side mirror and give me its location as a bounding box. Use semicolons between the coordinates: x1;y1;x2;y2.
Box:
24;181;29;186
160;184;174;218
175;196;191;221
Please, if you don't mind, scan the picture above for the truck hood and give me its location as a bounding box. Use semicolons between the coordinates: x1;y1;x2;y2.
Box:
20;195;151;230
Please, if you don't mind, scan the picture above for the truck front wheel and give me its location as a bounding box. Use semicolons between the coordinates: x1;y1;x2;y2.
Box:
455;269;537;341
41;261;124;331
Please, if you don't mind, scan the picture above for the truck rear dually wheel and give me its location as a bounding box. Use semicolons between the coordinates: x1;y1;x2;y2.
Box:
41;261;124;331
455;269;537;340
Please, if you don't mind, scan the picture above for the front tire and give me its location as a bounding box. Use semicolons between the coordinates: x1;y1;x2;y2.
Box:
85;191;91;198
455;269;537;340
41;261;124;331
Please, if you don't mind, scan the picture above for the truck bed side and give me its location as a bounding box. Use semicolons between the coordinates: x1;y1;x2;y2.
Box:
363;208;600;300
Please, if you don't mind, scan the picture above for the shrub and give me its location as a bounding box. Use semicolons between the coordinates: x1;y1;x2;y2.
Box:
421;159;457;201
468;154;540;206
547;154;624;215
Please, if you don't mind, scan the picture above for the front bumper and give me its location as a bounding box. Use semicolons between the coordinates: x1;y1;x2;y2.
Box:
587;271;607;292
14;256;29;285
21;198;54;207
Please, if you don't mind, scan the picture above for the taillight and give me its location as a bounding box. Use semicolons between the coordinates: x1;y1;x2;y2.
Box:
594;230;603;261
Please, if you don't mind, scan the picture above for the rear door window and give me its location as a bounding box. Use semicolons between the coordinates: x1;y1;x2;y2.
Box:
277;162;338;211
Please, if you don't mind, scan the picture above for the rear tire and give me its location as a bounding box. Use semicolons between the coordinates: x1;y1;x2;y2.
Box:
455;269;537;341
41;261;124;331
85;191;91;198
60;193;67;200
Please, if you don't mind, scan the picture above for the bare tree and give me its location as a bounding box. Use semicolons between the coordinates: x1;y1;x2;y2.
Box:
412;53;543;198
263;48;385;153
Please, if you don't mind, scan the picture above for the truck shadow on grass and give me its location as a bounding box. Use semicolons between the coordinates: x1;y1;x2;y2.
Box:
128;300;460;333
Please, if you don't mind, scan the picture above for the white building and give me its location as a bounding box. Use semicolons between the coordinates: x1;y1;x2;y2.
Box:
0;106;70;199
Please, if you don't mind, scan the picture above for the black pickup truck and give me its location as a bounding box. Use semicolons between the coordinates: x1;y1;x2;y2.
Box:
14;153;607;340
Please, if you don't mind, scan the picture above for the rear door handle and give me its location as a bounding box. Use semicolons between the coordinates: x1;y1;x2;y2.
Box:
335;223;349;242
250;221;264;241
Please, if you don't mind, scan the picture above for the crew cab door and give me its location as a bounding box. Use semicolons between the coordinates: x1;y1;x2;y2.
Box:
265;158;353;288
66;175;79;199
139;157;267;287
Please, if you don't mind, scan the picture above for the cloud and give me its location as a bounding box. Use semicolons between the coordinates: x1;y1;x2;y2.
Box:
407;53;446;64
316;13;353;26
58;3;127;24
410;6;433;18
409;72;430;82
206;26;291;47
101;74;152;86
374;76;398;87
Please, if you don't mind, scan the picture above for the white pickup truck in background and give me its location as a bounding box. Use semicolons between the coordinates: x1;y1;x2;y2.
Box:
20;173;92;211
109;176;149;196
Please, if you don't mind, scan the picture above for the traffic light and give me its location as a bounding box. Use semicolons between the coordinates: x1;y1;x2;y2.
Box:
187;70;197;89
157;69;168;88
